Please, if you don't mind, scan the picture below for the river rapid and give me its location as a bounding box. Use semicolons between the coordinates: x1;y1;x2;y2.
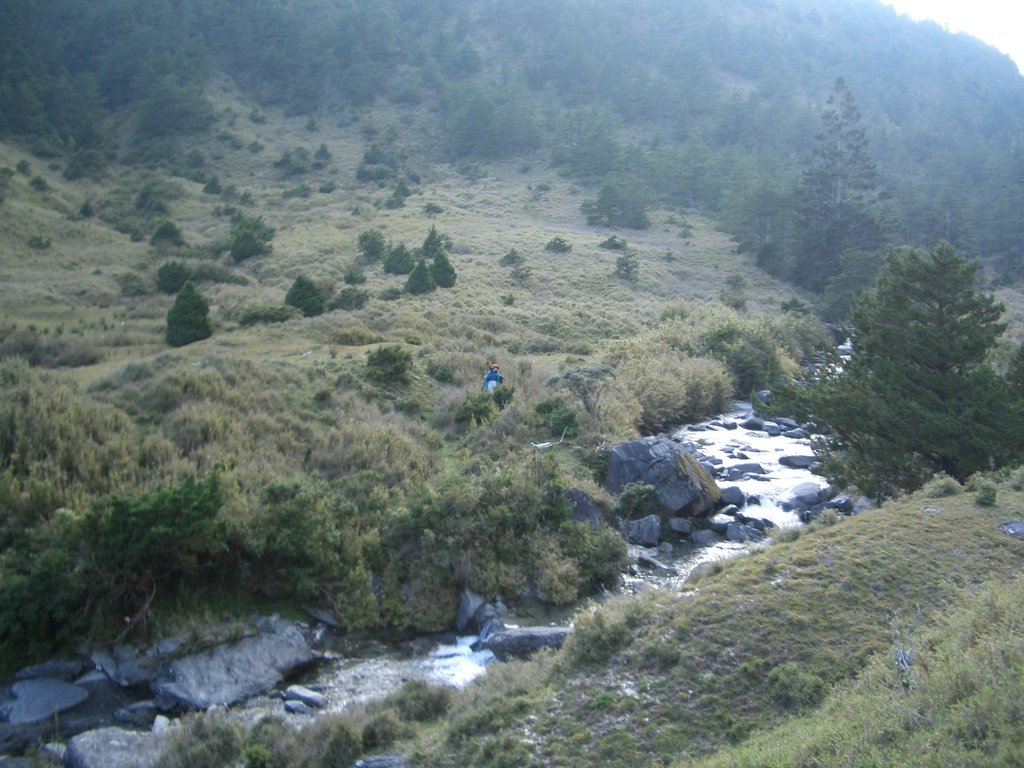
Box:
236;400;828;721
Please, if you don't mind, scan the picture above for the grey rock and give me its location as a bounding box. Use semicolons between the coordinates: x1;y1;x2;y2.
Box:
719;486;746;507
564;487;604;528
739;415;764;430
727;522;765;543
690;529;721;546
4;679;89;725
284;699;314;716
782;428;808;439
784;482;829;511
355;757;411;768
13;661;84;683
607;436;717;516
473;627;572;661
65;727;167;768
627;514;662;546
284;685;327;709
707;514;735;535
151;623;313;711
1000;520;1024;539
763;422;782;436
668;517;694;535
91;646;157;688
729;462;766;476
779;455;817;469
456;590;488;634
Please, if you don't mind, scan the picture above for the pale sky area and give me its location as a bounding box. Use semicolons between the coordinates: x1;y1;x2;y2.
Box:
880;0;1024;74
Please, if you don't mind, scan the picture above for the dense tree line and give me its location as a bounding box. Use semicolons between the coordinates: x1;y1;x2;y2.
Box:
2;0;1023;285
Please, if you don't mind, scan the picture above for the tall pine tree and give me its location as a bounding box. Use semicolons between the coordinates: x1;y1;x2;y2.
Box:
811;243;1016;500
790;78;883;292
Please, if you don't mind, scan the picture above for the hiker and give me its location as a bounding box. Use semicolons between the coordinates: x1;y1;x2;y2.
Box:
482;363;503;393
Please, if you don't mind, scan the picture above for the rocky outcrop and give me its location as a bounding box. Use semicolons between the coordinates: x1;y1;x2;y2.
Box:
151;620;314;711
607;436;718;517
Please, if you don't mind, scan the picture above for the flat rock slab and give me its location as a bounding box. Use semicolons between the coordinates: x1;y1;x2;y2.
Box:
65;726;167;768
151;625;313;711
3;679;89;725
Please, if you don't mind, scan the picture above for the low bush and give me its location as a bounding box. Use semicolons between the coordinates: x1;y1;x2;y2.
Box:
366;345;413;383
455;391;499;427
238;304;301;326
157;260;192;294
329;287;369;311
285;275;326;317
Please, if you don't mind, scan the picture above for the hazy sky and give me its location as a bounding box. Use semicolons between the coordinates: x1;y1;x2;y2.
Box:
881;0;1024;74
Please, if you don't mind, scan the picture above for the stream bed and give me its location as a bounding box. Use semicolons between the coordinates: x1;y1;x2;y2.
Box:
246;401;829;718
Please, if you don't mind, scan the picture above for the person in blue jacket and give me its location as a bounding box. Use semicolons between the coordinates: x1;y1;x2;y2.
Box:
482;363;503;393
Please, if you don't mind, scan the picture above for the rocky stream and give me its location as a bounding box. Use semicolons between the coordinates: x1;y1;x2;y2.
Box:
0;400;861;767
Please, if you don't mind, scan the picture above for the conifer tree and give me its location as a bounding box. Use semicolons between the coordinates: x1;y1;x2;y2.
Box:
431;248;457;288
285;275;326;317
165;281;212;347
420;225;450;261
790;78;883;291
383;243;414;275
405;259;436;294
811;243;1017;499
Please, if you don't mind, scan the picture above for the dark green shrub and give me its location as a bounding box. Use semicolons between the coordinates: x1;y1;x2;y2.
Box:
285;275;326;317
492;385;515;410
274;147;311;176
379;287;403;301
63;149;106;180
150;219;185;247
767;662;828;712
358;229;387;263
614;481;660;520
388;679;453;722
500;248;524;266
366;345;413;383
385;178;411;208
455;391;498;427
82;474;225;621
30;175;49;191
202;176;222;194
291;717;361;768
420;225;451;260
383;243;414;275
229;217;274;263
361;709;412;751
533;397;579;439
545;236;571;253
404;259;435;294
343;263;366;285
614;252;639;281
157;260;192;294
329;287;369;311
165;281;212;347
154;712;243;768
117;271;151;296
238;304;301;326
432;249;457;288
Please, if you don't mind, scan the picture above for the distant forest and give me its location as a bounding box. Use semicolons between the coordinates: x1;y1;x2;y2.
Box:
3;0;1023;297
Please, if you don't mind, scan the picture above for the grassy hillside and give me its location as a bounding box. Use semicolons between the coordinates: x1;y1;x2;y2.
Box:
0;83;834;673
409;478;1024;767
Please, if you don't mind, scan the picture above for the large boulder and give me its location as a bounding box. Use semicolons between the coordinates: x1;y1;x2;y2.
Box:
65;726;167;768
1;679;89;725
627;514;662;546
151;621;314;711
607;437;718;517
473;627;572;661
